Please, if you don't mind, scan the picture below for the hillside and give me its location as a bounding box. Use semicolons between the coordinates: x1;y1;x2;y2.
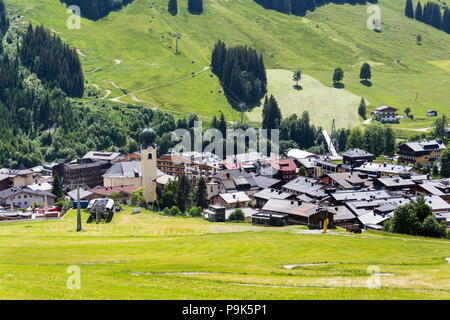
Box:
0;207;449;299
6;0;450;130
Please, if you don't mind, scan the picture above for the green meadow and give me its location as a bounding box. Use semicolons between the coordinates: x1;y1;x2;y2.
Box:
5;0;450;129
0;208;449;299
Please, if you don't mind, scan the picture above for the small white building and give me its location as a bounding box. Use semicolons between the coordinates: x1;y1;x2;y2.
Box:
372;106;399;123
0;187;56;209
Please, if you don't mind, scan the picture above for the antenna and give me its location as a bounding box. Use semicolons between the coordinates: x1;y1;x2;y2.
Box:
171;33;181;55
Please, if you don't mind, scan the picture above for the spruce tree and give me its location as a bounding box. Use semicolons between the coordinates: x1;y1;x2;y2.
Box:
415;2;423;22
168;0;178;16
196;177;208;208
359;63;372;83
358;98;367;119
52;173;64;200
405;0;414;19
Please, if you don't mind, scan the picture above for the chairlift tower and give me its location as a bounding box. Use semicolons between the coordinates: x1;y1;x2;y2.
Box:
171;33;181;55
73;177;88;232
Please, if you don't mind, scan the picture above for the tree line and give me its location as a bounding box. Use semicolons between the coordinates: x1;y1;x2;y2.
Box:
254;0;378;17
60;0;134;20
383;195;449;239
211;40;267;107
405;0;450;34
20;24;84;98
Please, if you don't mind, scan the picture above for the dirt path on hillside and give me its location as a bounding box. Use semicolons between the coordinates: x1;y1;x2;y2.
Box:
76;49;87;57
107;66;210;104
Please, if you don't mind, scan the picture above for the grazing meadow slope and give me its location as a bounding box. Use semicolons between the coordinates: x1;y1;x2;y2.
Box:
4;0;450;127
0;209;449;299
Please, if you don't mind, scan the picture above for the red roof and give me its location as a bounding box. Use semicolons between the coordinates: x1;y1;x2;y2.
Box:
90;185;137;196
268;159;297;172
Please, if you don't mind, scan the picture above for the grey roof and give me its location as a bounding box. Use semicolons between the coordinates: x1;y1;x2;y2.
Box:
355;162;413;174
103;161;141;178
331;190;390;202
83;151;122;161
262;199;319;217
358;211;393;226
342;148;374;158
282;176;327;198
67;188;94;201
327;206;356;221
254;188;293;201
401;140;446;152
250;173;281;189
0;187;55;200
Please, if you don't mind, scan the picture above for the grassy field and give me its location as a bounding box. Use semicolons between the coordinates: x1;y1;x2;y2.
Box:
0;207;449;299
5;0;450;128
247;69;363;130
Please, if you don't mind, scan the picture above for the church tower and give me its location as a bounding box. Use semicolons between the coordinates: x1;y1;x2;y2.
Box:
140;128;157;203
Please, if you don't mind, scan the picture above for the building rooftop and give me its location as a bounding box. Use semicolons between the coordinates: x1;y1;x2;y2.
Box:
282;176;327;198
400;140;446;152
103;161;141;179
355;162;413;175
342;148;374;158
254;188;293;201
263;199;319;217
83;151;122;162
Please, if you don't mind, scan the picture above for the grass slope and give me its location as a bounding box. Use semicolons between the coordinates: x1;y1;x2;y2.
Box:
0;208;449;299
248;69;363;130
5;0;450;128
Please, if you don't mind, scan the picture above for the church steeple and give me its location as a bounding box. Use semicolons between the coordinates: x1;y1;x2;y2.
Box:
140;128;157;203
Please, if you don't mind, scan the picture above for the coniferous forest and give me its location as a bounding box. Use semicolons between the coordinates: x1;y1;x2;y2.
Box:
20;25;84;98
405;0;450;34
254;0;378;17
59;0;134;20
211;40;267;107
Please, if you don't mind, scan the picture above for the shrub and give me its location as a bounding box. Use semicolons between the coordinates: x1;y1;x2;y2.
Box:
186;206;203;217
229;209;245;221
163;207;172;215
420;215;447;238
170;206;182;216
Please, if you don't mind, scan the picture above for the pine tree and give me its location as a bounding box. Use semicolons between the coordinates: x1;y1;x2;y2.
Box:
442;148;450;178
0;0;8;36
262;95;282;132
168;0;178;16
359;63;372;82
358;98;367;119
177;173;192;213
218;112;227;137
405;0;414;18
415;2;423;22
292;70;302;88
332;67;344;86
52;173;64;200
196;177;208;208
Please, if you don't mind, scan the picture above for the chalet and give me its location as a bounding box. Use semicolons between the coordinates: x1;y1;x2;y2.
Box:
398;140;446;166
0;187;56;209
330;190;390;205
0;169;35;191
249;173;283;190
372;106;398;123
259;159;297;183
354;162;413;177
262;199;334;228
210;169;259;197
253;188;295;208
373;175;429;193
324;206;358;227
115;151;142;163
282;176;327;200
321;172;371;191
157;154;220;185
342;148;374;166
314;159;344;178
211;191;250;208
